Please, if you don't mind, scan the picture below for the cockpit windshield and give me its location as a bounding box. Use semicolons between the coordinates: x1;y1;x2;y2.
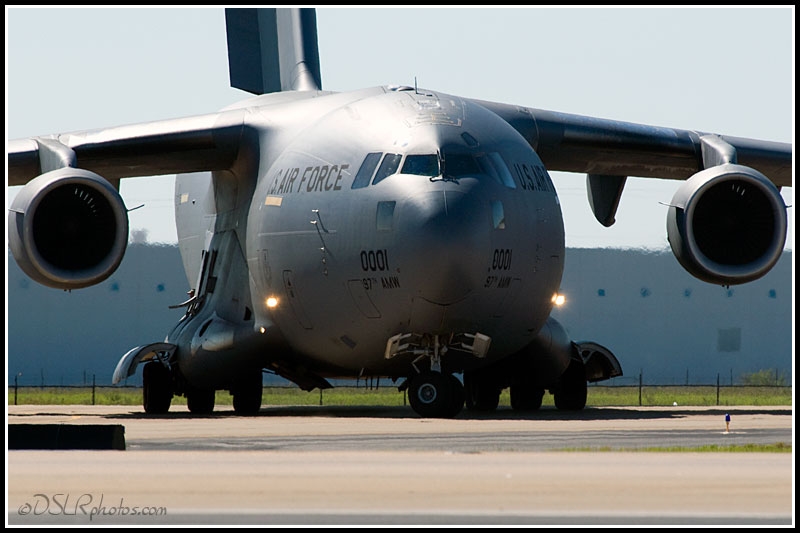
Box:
351;150;517;189
441;152;481;179
439;151;516;189
401;154;440;177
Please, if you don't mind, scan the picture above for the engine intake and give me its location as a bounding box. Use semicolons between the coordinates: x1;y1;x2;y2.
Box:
8;168;129;289
667;164;787;285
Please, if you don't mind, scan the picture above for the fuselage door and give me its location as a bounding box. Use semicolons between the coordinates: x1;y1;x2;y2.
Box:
283;270;313;329
347;279;381;319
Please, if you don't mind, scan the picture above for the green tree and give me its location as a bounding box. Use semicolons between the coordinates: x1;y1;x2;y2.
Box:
740;369;788;386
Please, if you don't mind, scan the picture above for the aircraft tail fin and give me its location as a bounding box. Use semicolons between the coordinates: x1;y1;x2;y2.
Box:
225;8;321;94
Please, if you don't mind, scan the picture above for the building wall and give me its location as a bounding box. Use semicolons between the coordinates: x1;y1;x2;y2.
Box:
551;248;792;385
7;244;189;386
6;245;792;386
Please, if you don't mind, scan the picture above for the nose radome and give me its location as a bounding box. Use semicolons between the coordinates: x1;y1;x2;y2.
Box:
395;190;491;305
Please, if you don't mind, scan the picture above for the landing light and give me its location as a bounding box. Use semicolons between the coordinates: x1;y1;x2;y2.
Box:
266;296;279;308
552;293;566;306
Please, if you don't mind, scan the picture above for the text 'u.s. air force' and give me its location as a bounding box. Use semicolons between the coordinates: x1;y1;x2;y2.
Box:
268;164;351;195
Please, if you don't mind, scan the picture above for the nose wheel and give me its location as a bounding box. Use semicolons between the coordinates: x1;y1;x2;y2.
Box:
391;333;479;418
408;371;464;418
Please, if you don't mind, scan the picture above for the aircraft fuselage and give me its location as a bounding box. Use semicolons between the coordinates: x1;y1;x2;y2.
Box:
172;86;565;387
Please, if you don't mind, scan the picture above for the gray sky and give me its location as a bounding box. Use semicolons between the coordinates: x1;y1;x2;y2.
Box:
5;7;794;250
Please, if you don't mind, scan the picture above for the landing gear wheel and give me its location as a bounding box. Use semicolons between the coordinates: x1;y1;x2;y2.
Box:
232;370;263;416
143;361;172;415
187;388;216;414
446;374;465;418
408;371;456;418
463;370;500;412
510;384;545;411
554;359;588;411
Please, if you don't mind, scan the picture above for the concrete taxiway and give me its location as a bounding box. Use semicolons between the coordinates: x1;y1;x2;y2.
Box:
6;404;794;526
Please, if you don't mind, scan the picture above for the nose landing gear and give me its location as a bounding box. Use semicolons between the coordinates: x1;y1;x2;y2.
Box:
392;333;483;418
407;371;465;418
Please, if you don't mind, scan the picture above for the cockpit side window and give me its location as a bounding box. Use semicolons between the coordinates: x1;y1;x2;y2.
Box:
351;152;383;189
372;153;402;185
486;152;516;189
402;154;440;177
476;154;501;184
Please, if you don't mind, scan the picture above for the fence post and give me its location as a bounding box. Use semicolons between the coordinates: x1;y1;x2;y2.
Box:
638;370;642;407
716;373;720;406
14;373;19;406
319;389;323;406
92;374;96;406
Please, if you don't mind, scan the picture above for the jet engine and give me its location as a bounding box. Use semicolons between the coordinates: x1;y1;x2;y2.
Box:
8;168;129;289
666;164;787;286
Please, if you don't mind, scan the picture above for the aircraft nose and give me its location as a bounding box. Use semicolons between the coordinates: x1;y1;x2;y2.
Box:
396;190;490;305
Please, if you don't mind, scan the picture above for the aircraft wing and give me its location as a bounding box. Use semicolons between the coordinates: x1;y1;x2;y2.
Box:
472;99;792;187
7;109;248;187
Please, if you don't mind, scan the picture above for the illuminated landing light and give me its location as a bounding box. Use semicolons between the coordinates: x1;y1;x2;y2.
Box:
552;293;566;306
260;327;266;334
266;296;279;308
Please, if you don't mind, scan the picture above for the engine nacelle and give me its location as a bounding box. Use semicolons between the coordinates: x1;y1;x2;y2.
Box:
498;316;621;388
502;316;577;385
667;164;787;286
8;168;129;289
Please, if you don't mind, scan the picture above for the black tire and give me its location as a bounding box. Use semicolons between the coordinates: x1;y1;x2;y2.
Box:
554;359;588;411
187;388;216;415
463;370;500;412
446;374;465;418
510;384;544;411
408;371;453;418
143;361;172;415
232;370;263;416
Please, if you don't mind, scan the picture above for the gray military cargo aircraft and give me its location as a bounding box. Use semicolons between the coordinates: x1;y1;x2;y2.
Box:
7;8;791;418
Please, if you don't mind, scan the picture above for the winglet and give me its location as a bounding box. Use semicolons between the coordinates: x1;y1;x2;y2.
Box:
225;8;322;94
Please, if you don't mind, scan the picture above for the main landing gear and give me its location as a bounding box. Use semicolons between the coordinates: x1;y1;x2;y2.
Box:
186;387;215;415
142;360;173;414
552;358;587;411
231;369;263;416
142;360;263;416
462;356;588;414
